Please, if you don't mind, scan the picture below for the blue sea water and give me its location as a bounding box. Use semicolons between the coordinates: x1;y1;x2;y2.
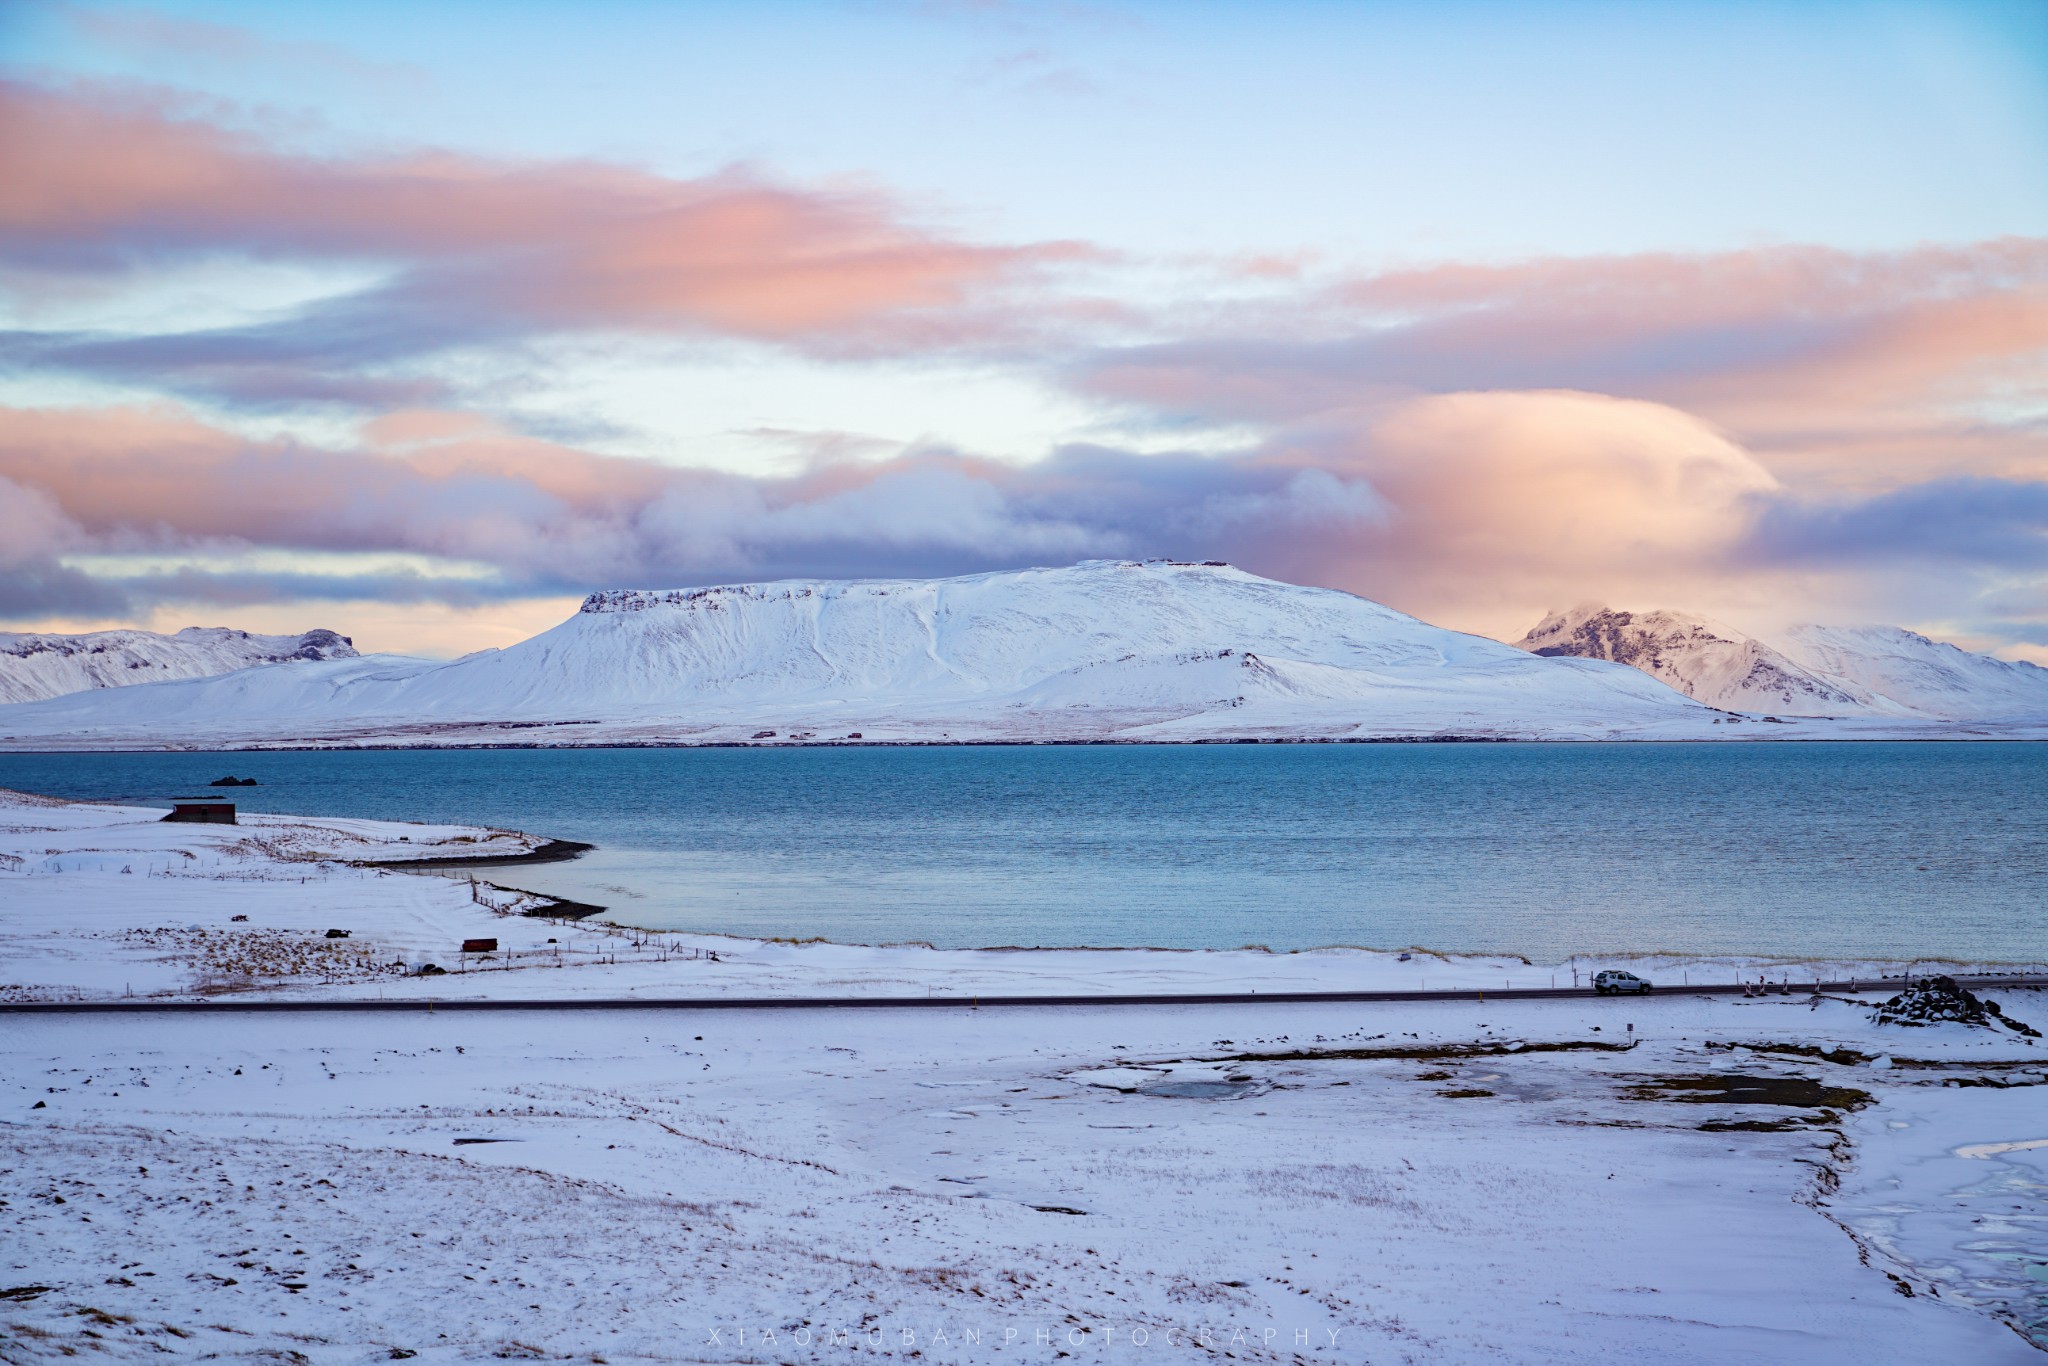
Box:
1;743;2042;962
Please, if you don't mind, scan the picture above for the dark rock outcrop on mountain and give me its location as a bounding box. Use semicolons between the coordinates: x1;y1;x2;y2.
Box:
1516;605;1859;715
1517;604;2048;721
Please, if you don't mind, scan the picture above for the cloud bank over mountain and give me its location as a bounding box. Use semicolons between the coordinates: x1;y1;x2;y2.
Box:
1;37;2043;660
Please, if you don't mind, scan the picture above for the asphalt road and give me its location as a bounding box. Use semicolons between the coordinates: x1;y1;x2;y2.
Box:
4;975;2044;1014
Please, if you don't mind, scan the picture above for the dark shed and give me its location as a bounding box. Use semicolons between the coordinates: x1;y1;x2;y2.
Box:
162;798;237;824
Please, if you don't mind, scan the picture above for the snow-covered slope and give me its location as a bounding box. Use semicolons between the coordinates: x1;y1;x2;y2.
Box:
0;560;1724;747
1516;604;1862;715
1779;624;2048;721
0;625;358;704
1517;604;2048;721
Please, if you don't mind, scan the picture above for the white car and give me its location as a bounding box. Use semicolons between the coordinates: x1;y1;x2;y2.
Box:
1593;969;1653;995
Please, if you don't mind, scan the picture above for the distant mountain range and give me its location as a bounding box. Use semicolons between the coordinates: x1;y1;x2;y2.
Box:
0;627;357;706
1516;604;2048;721
0;561;1720;747
1;564;2041;750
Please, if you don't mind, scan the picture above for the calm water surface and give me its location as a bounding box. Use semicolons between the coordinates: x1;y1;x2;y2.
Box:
2;744;2042;961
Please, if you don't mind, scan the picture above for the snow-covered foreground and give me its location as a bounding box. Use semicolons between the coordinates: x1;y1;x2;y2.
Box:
5;788;2048;1362
10;993;2047;1364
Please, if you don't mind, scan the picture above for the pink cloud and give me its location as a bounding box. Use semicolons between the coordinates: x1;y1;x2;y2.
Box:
0;402;1356;590
1081;238;2048;519
0;391;2040;652
0;79;1079;345
1091;240;2048;425
1254;391;1793;638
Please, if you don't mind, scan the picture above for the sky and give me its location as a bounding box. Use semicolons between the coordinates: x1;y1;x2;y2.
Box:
0;0;2044;660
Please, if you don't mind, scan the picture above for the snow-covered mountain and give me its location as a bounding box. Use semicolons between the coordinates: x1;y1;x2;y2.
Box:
0;626;359;705
0;561;1726;748
1516;605;1862;715
1516;604;2048;721
1777;624;2048;721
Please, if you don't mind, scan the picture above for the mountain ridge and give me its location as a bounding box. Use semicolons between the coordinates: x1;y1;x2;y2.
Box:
0;626;358;706
1515;605;1862;715
1515;603;2048;721
5;563;2043;748
0;560;1719;747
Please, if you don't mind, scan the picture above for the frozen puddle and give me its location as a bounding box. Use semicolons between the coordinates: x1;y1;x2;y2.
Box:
1938;1158;2048;1348
1833;1102;2048;1350
1957;1137;2048;1160
1069;1061;1264;1100
1141;1078;1258;1099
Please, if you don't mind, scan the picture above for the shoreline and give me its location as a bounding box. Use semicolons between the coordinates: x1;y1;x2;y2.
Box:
553;899;2048;969
8;971;2047;1014
8;779;2048;990
544;914;2048;975
359;836;595;869
5;732;2048;754
6;783;2044;972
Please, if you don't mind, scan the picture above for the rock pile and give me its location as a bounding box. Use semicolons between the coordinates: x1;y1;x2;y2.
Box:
1874;976;2040;1036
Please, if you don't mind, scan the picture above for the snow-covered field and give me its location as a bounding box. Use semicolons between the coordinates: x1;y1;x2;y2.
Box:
5;788;2047;1361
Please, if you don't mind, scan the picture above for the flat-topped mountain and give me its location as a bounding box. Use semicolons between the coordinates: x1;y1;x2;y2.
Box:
0;626;358;705
1517;604;2048;720
0;561;1718;747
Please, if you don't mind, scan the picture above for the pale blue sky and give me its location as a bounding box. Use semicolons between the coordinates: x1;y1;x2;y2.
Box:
9;0;2045;261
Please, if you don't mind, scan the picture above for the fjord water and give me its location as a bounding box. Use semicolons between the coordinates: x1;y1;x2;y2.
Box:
3;743;2042;962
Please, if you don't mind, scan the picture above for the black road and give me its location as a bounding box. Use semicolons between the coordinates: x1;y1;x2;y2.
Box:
3;975;2042;1014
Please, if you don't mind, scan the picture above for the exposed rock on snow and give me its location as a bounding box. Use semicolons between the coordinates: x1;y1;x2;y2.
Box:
1517;604;2048;721
1874;976;2041;1035
1517;604;1859;715
0;625;357;704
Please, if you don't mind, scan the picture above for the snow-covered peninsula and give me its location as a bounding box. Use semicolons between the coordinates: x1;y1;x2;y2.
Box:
4;561;2043;750
5;786;2047;1360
